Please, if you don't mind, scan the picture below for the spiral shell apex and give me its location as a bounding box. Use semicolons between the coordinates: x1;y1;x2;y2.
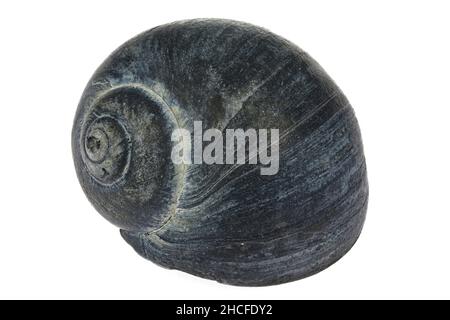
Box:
72;19;368;286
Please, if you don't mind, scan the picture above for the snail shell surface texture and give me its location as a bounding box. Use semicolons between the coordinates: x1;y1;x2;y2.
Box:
72;19;368;286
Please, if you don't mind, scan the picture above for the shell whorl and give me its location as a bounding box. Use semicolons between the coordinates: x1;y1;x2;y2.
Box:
72;19;368;286
82;114;131;185
75;84;184;232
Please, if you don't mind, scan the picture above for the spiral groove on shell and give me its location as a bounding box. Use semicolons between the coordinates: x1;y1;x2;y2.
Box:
72;19;368;286
82;114;131;185
75;85;185;232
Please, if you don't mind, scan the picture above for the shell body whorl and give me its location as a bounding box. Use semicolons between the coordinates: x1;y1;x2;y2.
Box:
72;19;368;286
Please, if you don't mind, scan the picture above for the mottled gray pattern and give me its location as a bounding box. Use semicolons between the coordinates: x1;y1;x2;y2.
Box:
72;19;368;286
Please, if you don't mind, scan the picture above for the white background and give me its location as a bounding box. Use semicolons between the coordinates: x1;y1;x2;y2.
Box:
0;0;449;299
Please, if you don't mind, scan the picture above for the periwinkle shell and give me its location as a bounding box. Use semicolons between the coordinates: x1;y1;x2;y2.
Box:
72;19;368;286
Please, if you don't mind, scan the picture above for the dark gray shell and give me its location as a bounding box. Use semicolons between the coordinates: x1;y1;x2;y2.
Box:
72;19;368;286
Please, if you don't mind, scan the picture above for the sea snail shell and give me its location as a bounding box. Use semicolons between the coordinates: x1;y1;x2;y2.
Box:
72;19;368;286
